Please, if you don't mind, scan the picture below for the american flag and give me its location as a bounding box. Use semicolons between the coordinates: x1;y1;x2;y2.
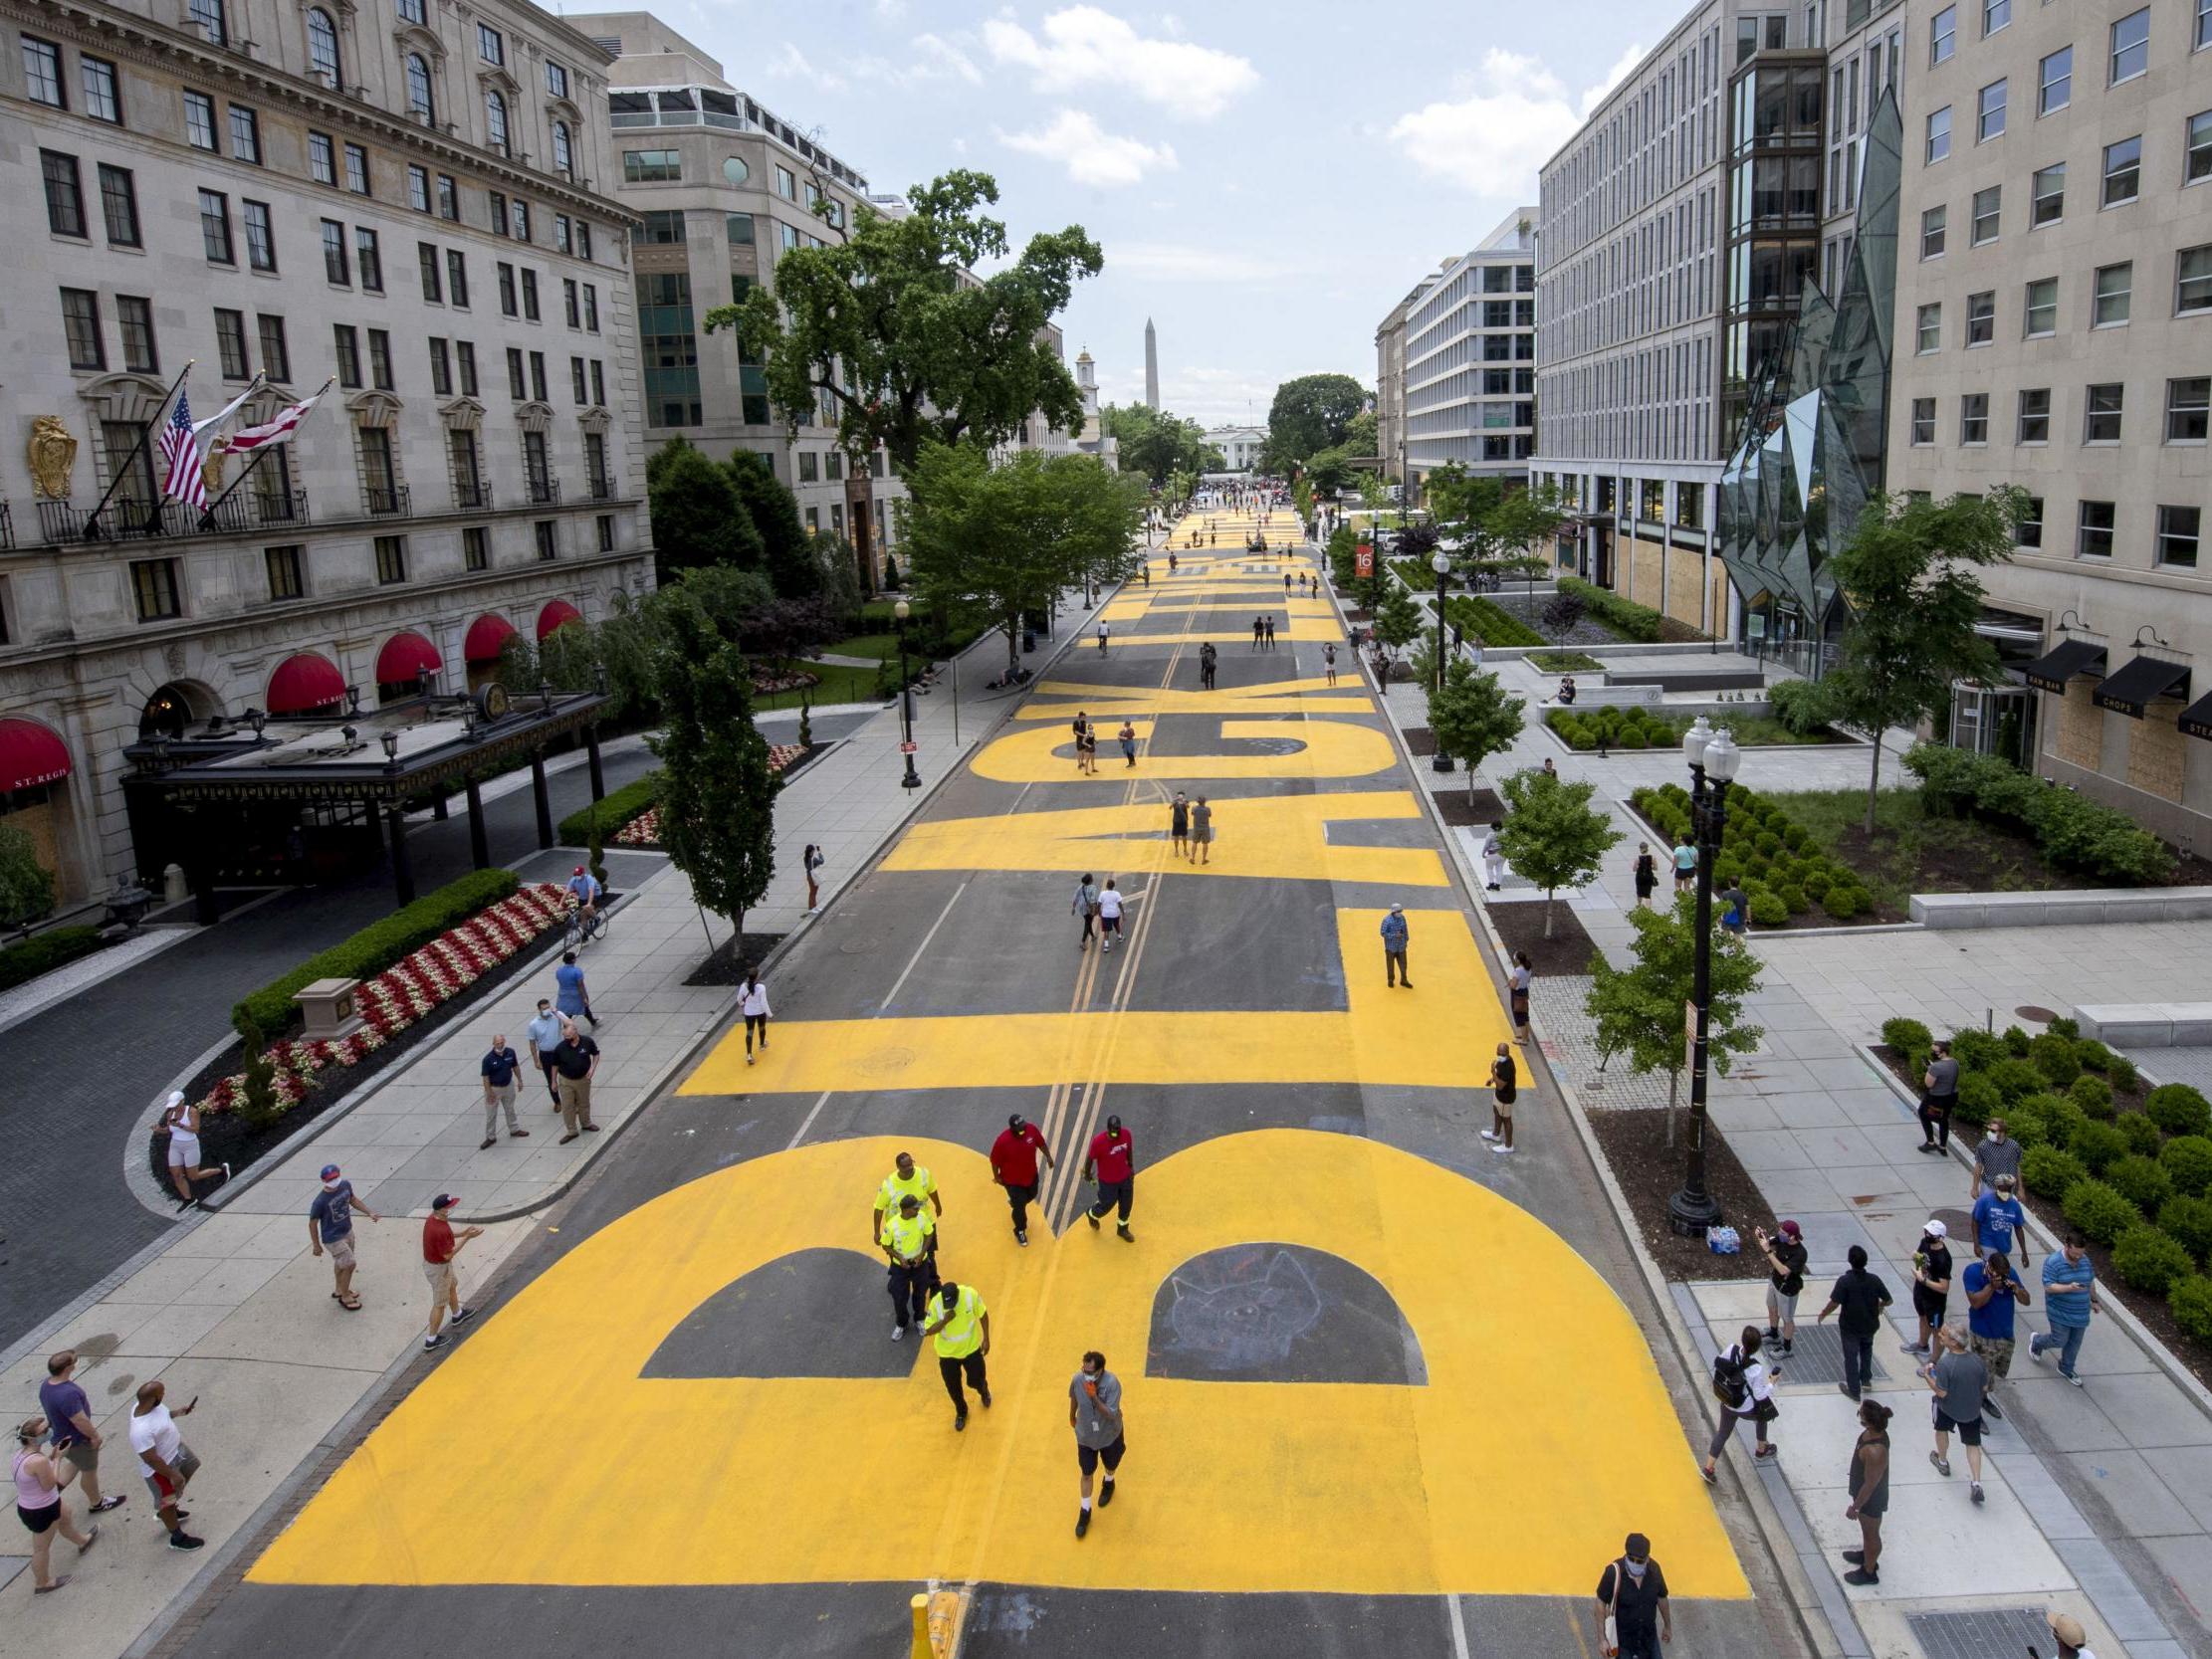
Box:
158;382;208;512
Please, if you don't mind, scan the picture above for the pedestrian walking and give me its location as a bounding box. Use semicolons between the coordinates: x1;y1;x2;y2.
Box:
14;1414;98;1589
1381;903;1411;987
1200;641;1217;690
1323;642;1337;687
156;1090;230;1209
476;1032;529;1149
1963;1247;2029;1419
1672;833;1698;894
1841;1398;1893;1585
1700;1324;1781;1483
1816;1244;1893;1400
1073;872;1100;950
554;949;596;1029
1923;1323;1991;1504
1971;1171;2029;1271
310;1162;379;1311
1594;1534;1670;1659
1483;1042;1517;1153
1971;1117;2025;1204
1481;824;1506;892
1251;616;1264;652
1190;795;1213;866
1097;622;1110;655
1904;1218;1953;1356
881;1191;938;1342
551;1019;601;1142
1755;1220;1807;1353
1119;721;1138;767
1718;882;1748;936
527;997;564;1107
1070;1349;1124;1539
871;1149;942;1244
1263;616;1276;649
1071;713;1092;775
1084;1115;1137;1240
1508;951;1533;1045
803;843;825;914
1633;842;1658;908
127;1380;204;1552
739;966;772;1064
923;1279;991;1430
1917;1041;1959;1153
420;1193;482;1350
1097;881;1125;951
1284;571;1293;595
1169;795;1189;859
990;1114;1055;1245
2042;1611;2095;1658
2030;1231;2099;1384
38;1352;123;1515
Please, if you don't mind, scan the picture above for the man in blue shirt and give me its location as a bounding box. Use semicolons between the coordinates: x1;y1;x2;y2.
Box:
525;997;564;1106
2031;1232;2099;1385
564;864;601;921
479;1031;530;1150
1962;1248;2030;1420
1970;1172;2029;1273
308;1163;380;1311
1381;904;1410;988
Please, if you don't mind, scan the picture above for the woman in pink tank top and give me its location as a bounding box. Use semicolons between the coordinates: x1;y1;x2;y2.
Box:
14;1416;97;1592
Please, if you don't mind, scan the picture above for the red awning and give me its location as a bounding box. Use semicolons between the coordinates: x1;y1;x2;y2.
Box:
464;613;518;663
536;600;583;640
374;631;442;687
266;652;345;715
0;718;71;792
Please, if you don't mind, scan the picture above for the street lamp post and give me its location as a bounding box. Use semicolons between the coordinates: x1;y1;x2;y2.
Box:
1668;717;1741;1236
894;598;921;792
1431;548;1455;774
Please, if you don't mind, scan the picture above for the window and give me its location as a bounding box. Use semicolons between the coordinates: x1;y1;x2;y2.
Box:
2018;387;2052;441
1960;392;1990;443
306;8;339;82
726;211;757;246
524;430;549;496
535;521;556;561
477;23;503;64
2078;500;2116;558
2019;498;2044;548
184;89;216;149
456;340;478;395
333;324;361;387
583;285;598;330
60;288;104;369
2025;277;2057;335
309;131;336;185
2110;7;2149;82
322;219;349;285
41;151;86;238
130;559;181;621
552;121;571;178
374;535;407;584
357;228;381;291
1983;0;2008;34
1966;291;1995;344
776;164;796;200
367;328;393;390
244;199;276;271
1921;204;1947;258
418;243;441;302
624;149;681;182
2103;137;2141;206
825;452;843;482
2182;245;2212;313
1916;303;1942;352
497;263;517;315
1977;80;2006;142
2201;0;2212;49
447;249;469;308
2189;111;2212;184
798;451;819;483
405;54;434;122
463;526;489;570
489;190;508;236
258;314;291;381
513;200;530;242
1910;397;1935;443
265;545;305;600
100;164;140;247
429;336;451;396
187;0;226;39
555;213;572;254
1931;4;1956;60
521;269;540;320
2039;47;2071;114
2032;162;2065;225
641;210;686;244
1926;106;1951;164
485;91;508;155
215;309;250;378
529;351;547;401
2168;376;2210;441
577;223;592;260
506;347;525;399
1971;186;2001;244
779;223;799;252
200;189;234;263
229;104;260;164
2158;506;2202;567
344;143;369;195
81;55;119;122
597;516;614;552
2085;382;2124;442
563;279;579;326
438;174;458;220
570;356;586;402
22;36;64;106
590;360;605;404
546;61;568;99
2095;262;2132;324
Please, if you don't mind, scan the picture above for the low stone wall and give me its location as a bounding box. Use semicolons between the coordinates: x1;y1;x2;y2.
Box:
1604;667;1768;693
1909;886;2212;929
2074;1002;2212;1047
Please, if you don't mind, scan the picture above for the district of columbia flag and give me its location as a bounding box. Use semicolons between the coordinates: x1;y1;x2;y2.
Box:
217;377;335;456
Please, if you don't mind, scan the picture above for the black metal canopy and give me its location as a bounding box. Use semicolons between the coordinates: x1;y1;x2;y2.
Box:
2021;638;2107;694
2093;654;2191;718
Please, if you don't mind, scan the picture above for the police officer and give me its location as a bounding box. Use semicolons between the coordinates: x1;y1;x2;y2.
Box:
922;1278;992;1430
882;1192;938;1342
870;1150;941;1249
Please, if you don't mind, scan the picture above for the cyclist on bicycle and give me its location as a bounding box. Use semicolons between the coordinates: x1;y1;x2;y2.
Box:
564;865;602;924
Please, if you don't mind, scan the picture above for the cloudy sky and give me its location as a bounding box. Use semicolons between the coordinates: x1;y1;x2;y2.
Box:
633;0;1657;426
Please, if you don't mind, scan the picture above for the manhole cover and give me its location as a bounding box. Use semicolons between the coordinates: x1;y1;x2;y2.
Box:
1905;1606;2064;1658
2015;1005;2059;1023
838;940;876;955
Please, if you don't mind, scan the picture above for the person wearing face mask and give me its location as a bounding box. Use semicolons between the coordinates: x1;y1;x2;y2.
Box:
1594;1532;1670;1658
1083;1116;1137;1242
2030;1231;2101;1385
990;1114;1056;1246
1971;1116;2024;1203
1904;1219;1953;1356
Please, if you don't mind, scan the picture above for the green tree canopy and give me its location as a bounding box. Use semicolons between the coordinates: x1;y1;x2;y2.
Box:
1494;767;1622;937
727;450;818;598
703;170;1102;472
1426;656;1526;801
0;823;55;928
1303;446;1355;496
1585;895;1765;1143
648;438;764;581
1341;408;1379;459
1100;403;1217;486
1371;584;1426;660
1265;373;1368;468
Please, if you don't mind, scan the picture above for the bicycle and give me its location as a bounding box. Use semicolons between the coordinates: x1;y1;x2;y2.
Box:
562;895;607;950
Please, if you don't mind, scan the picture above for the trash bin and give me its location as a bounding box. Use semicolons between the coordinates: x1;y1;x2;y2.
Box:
1022;629;1037;653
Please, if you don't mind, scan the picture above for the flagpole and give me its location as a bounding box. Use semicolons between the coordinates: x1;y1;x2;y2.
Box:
200;376;333;523
82;360;193;542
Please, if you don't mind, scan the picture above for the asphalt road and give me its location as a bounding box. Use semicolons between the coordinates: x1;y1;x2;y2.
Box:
166;533;1811;1659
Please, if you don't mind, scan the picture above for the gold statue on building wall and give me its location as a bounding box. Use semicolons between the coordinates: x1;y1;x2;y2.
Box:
201;442;227;497
29;416;78;500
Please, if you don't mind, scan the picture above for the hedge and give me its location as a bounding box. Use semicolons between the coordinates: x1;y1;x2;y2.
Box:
0;926;108;995
2174;1276;2212;1346
2146;1084;2212;1140
2163;1136;2212;1198
2022;1143;2086;1198
2159;1194;2212;1264
230;868;521;1040
1902;743;2176;885
1440;594;1545;649
2061;1177;2140;1245
2070;1118;2129;1174
2105;1153;2175;1217
1553;576;1702;644
2113;1225;2197;1296
558;771;662;847
1629;780;1876;927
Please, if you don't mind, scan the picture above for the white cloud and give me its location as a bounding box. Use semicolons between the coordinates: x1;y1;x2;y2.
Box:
1387;44;1644;195
984;6;1257;118
999;109;1177;187
850;33;984;88
766;41;847;93
1108;243;1280;284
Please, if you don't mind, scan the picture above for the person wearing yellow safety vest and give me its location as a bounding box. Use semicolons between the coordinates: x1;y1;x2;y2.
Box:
881;1193;939;1342
870;1150;942;1251
921;1278;992;1431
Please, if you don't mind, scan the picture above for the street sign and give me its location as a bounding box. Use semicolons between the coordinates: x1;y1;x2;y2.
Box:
1355;544;1374;577
899;740;917;754
1684;1000;1699;1048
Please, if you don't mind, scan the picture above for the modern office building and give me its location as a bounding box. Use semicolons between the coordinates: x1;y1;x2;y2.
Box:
1401;210;1538;494
1373;271;1434;485
1886;0;2212;845
3;0;655;909
1203;426;1267;473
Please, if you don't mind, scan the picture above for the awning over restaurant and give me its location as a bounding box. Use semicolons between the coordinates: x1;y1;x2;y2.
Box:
0;717;71;792
374;631;442;687
536;600;582;639
266;652;346;715
2180;690;2212;741
464;613;518;663
2021;638;2107;694
2094;654;2192;718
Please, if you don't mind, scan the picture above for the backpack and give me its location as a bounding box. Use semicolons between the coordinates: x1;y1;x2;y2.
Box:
1711;1346;1748;1408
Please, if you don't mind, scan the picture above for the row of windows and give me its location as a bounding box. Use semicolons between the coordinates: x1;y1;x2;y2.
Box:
1914;246;2212;353
1919;115;2210;270
1539;186;1720;366
1535;334;1718;467
1924;8;2208;164
1534;472;1711;532
1907;376;2208;448
1990;496;2203;569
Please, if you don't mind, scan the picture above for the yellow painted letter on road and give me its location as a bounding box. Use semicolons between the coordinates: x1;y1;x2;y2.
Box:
972;719;1394;784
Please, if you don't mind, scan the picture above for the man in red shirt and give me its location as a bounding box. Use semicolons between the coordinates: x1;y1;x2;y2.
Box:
421;1194;484;1352
990;1114;1056;1247
1083;1115;1137;1242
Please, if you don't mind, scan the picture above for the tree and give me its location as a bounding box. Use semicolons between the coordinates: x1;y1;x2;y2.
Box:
649;439;763;580
726;450;817;598
0;823;56;928
1541;589;1586;636
1494;767;1622;937
1371;583;1425;664
704;170;1101;473
1265;373;1368;467
650;594;781;940
1427;657;1526;802
1342;407;1380;458
1584;896;1765;1145
1820;489;2023;832
1099;403;1217;486
1302;446;1354;496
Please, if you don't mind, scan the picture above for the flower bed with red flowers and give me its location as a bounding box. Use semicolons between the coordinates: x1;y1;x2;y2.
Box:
613;745;811;847
752;670;820;696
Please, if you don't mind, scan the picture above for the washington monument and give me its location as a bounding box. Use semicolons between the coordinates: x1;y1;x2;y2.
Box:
1144;317;1159;410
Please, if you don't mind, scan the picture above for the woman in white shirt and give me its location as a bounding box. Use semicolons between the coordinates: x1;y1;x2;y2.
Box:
739;970;772;1065
1701;1323;1782;1482
158;1091;227;1208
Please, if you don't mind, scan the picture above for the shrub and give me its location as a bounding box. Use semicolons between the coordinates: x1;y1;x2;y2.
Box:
2146;1084;2212;1140
2076;1039;2112;1073
2042;1097;2092;1148
2069;1074;2113;1117
1902;742;2177;885
1755;831;1782;857
1767;678;1828;736
2070;1118;2130;1173
235;1017;285;1133
230;867;522;1039
1950;1028;2006;1072
2008;1095;2062;1149
1821;883;1870;921
1568;726;1597;751
2159;1195;2212;1264
1748;890;1789;928
1955;1073;2002;1125
2161;1136;2212;1198
1557;575;1698;644
1781;823;1810;853
2105;1153;2175;1217
2106;1054;2140;1093
1441;594;1545;649
1882;1017;1933;1054
2113;1225;2197;1296
2022;1143;2087;1199
558;771;662;846
2001;1025;2032;1057
2171;1276;2212;1347
1777;884;1809;915
1988;1058;2047;1105
1617;728;1648;750
2119;1112;2165;1157
2029;1033;2081;1088
0;926;107;995
2061;1178;2141;1246
2046;1016;2081;1041
1801;870;1832;902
